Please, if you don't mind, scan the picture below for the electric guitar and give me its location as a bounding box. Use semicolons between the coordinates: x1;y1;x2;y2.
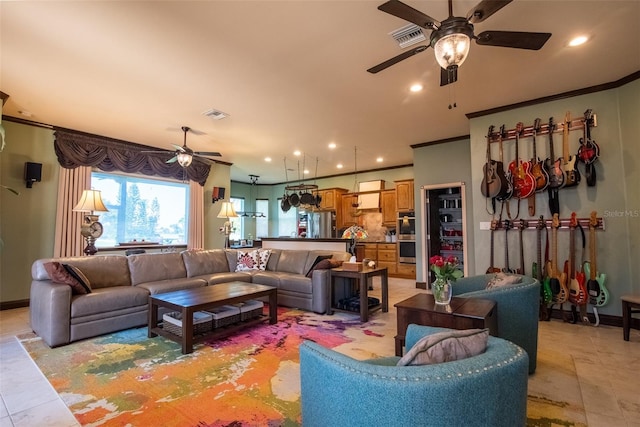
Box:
517;218;527;275
583;211;609;307
486;219;502;273
562;111;581;187
567;212;588;306
509;122;536;199
547;213;568;304
534;215;553;305
530;118;549;192
495;125;513;201
502;219;514;273
481;125;502;198
578;109;599;187
544;117;565;189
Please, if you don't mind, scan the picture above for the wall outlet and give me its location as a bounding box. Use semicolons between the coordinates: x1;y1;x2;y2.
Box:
479;222;491;230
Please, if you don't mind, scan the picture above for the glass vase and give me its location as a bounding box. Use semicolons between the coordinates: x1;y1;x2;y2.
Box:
432;277;452;305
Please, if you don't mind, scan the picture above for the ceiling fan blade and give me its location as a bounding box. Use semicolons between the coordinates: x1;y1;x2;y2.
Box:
440;66;458;86
141;149;172;154
476;31;551;50
367;45;430;74
378;0;439;29
171;144;187;152
466;0;512;24
194;151;222;157
166;156;178;164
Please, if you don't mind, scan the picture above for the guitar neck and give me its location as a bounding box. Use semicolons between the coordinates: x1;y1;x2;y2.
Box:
519;229;525;274
569;226;576;279
551;227;558;276
590;227;597;280
537;227;543;281
563;111;571;163
490;229;495;266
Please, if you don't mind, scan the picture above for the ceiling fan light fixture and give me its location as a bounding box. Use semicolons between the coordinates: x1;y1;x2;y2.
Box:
433;32;471;69
176;152;193;167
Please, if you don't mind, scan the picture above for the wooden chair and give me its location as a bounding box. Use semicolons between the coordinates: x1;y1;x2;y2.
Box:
621;295;640;341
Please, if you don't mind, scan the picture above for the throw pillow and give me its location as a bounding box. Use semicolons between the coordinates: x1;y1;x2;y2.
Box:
257;249;272;271
306;258;344;277
43;262;91;295
63;264;92;294
486;272;522;289
397;328;489;366
305;255;333;277
236;250;259;272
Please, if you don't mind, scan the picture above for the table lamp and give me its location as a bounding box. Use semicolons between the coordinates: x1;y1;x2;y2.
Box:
217;201;238;248
73;189;109;255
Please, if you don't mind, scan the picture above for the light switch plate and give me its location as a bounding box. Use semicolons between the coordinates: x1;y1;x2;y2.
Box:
479;222;491;230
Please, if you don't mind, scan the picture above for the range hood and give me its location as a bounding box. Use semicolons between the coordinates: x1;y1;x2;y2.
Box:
357;180;383;210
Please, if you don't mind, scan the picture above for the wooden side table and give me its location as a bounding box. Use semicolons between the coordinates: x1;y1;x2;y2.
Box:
329;267;388;322
394;293;497;356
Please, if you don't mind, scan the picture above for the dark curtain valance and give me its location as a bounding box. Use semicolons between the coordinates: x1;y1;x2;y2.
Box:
53;128;211;186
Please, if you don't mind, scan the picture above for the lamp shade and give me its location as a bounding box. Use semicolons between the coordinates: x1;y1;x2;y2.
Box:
73;189;109;213
217;201;238;218
176;152;193;167
433;33;471;69
342;225;368;240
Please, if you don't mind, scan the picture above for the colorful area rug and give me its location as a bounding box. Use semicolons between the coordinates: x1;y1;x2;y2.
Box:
19;307;585;426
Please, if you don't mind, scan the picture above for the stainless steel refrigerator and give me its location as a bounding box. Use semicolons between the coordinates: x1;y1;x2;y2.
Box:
306;210;336;238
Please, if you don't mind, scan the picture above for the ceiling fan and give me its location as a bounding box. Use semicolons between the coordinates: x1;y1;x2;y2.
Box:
146;126;221;168
368;0;551;86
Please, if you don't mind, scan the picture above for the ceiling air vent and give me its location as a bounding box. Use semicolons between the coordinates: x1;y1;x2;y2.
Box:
202;108;229;120
389;24;426;49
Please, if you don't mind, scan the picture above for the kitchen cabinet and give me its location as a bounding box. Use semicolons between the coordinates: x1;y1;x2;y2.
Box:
338;193;358;229
314;188;347;211
380;189;397;226
396;263;416;278
395;179;414;211
377;243;397;274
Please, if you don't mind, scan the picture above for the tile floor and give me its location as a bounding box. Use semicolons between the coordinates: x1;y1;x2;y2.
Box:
1;277;639;427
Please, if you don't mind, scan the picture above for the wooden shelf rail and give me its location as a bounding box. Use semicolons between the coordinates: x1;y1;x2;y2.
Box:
488;217;605;231
487;112;596;143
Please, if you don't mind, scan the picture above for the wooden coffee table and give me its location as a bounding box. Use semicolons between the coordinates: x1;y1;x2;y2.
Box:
394;293;497;356
148;281;277;354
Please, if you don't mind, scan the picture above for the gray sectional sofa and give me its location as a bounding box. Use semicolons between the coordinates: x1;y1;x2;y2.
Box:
30;248;350;347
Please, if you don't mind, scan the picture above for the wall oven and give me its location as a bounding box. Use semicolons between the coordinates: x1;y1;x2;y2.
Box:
397;211;415;240
398;240;416;264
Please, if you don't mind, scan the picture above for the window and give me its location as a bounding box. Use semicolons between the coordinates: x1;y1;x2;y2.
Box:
229;197;244;241
255;199;269;238
277;200;297;237
91;172;189;247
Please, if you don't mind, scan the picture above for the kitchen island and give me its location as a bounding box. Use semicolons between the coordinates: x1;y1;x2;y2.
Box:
261;237;351;253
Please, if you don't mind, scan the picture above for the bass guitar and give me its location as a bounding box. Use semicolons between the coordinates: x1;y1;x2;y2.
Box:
534;215;553;307
578;109;599;187
509;122;536;199
547;213;568;304
502;219;514;273
567;212;588;306
481;125;502;198
544;117;565;189
530;118;549;192
486;219;502;273
562;111;581;187
495;125;513;201
584;211;608;307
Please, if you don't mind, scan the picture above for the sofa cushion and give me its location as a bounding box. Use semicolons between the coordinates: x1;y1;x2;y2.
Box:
34;255;131;289
278;273;312;294
136;277;207;295
43;262;91;295
70;286;150;318
205;272;252;285
181;249;230;277
277;250;310;275
397;328;489;366
128;252;187;286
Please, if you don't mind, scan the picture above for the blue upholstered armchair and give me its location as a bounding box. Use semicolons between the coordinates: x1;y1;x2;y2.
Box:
300;324;529;427
452;274;540;374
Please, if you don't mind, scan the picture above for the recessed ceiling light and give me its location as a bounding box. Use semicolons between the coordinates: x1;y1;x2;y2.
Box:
410;83;423;92
336;163;343;169
264;157;272;162
293;150;301;156
376;157;383;163
19;110;33;117
303;169;309;174
328;142;336;149
568;35;589;47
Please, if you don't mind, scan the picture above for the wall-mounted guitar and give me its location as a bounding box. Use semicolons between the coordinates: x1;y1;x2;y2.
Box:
527;118;549;216
481;125;501;199
517;219;527;275
583;211;608;326
577;109;600;187
547;213;568;306
533;215;552;320
495;125;513;201
509;122;535;200
544;117;564;215
486;219;502;274
562;111;581;187
566;212;588;313
502;219;514;273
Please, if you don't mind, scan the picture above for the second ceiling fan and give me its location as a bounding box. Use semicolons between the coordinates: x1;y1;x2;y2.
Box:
368;0;551;86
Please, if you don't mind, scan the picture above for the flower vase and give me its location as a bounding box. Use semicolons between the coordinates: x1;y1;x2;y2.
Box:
432;277;452;305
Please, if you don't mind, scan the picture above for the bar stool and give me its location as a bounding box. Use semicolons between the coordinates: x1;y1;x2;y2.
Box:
621;295;640;341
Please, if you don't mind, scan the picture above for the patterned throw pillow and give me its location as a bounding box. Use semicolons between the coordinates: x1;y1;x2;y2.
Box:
257;249;271;271
236;250;259;272
43;262;92;295
486;272;522;289
397;328;489;366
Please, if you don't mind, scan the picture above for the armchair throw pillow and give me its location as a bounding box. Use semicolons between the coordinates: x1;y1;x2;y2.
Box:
397;328;489;366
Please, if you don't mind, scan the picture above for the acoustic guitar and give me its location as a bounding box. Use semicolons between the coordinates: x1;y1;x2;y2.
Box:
562;111;581;187
481;125;501;198
547;213;568;304
509;122;536;199
486;219;501;274
583;211;609;307
567;212;588;306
